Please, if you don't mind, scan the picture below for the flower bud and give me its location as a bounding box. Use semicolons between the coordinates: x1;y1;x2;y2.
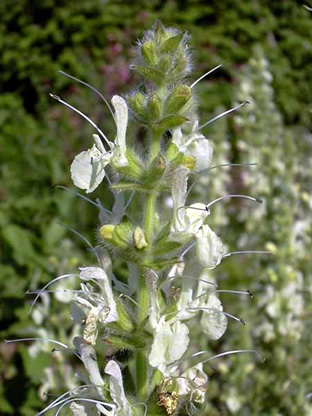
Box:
100;218;134;250
141;41;158;66
148;93;162;120
134;227;148;249
128;92;147;122
99;224;115;240
147;154;166;183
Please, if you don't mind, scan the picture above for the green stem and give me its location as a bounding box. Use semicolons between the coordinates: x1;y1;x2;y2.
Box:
144;192;156;244
136;349;149;400
135;130;163;401
151;129;161;159
145;129;162;243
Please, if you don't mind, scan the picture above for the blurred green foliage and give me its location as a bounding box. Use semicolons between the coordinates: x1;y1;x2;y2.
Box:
1;0;312;415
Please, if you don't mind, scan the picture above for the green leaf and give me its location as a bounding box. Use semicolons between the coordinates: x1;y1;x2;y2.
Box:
114;148;145;180
154;115;188;131
110;182;148;192
143;155;166;184
165;143;182;163
115;299;135;332
164;85;191;114
133;65;164;85
151;241;182;256
148;93;163;120
160;33;184;53
106;333;147;349
154;221;171;243
145;258;183;270
141;41;158;66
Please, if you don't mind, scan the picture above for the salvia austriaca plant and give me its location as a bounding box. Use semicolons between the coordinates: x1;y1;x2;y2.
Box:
7;22;272;416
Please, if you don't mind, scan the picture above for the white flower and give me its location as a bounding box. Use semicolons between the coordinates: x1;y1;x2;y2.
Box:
71;95;129;193
176;363;208;404
195;224;225;269
79;267;118;323
72;267;118;345
71;133;113;193
172;120;213;172
104;360;133;416
110;95;128;168
171;166;209;237
73;337;104;390
200;294;228;340
149;317;190;375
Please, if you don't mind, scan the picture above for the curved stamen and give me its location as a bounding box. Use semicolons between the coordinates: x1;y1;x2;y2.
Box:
215;289;253;297
164;275;217;288
124;191;135;213
4;337;69;349
223;250;274;258
190;64;222;89
58;70;116;123
57;223;101;264
186;163;258;199
199;349;264;365
178;194;262;216
36;384;103;416
54;185;101;208
177;349;264;366
49;94;111;148
28;274;79;313
26;289;81;295
205;194;262;209
54;397;116;416
186;307;245;325
170;375;207;390
197;101;249;131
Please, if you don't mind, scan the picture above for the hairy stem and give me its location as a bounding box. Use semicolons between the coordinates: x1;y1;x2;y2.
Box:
135;130;162;401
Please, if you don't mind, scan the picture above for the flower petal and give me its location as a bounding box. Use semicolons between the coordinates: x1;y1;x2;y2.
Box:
79;267;118;323
104;360;133;415
111;95;128;167
185;203;209;234
73;337;104;387
149;318;189;374
185;137;213;172
178;363;208;404
70;145;110;193
200;294;227;340
195;224;225;268
171;166;189;232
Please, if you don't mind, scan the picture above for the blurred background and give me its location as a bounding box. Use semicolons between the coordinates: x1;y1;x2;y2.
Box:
1;0;312;415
